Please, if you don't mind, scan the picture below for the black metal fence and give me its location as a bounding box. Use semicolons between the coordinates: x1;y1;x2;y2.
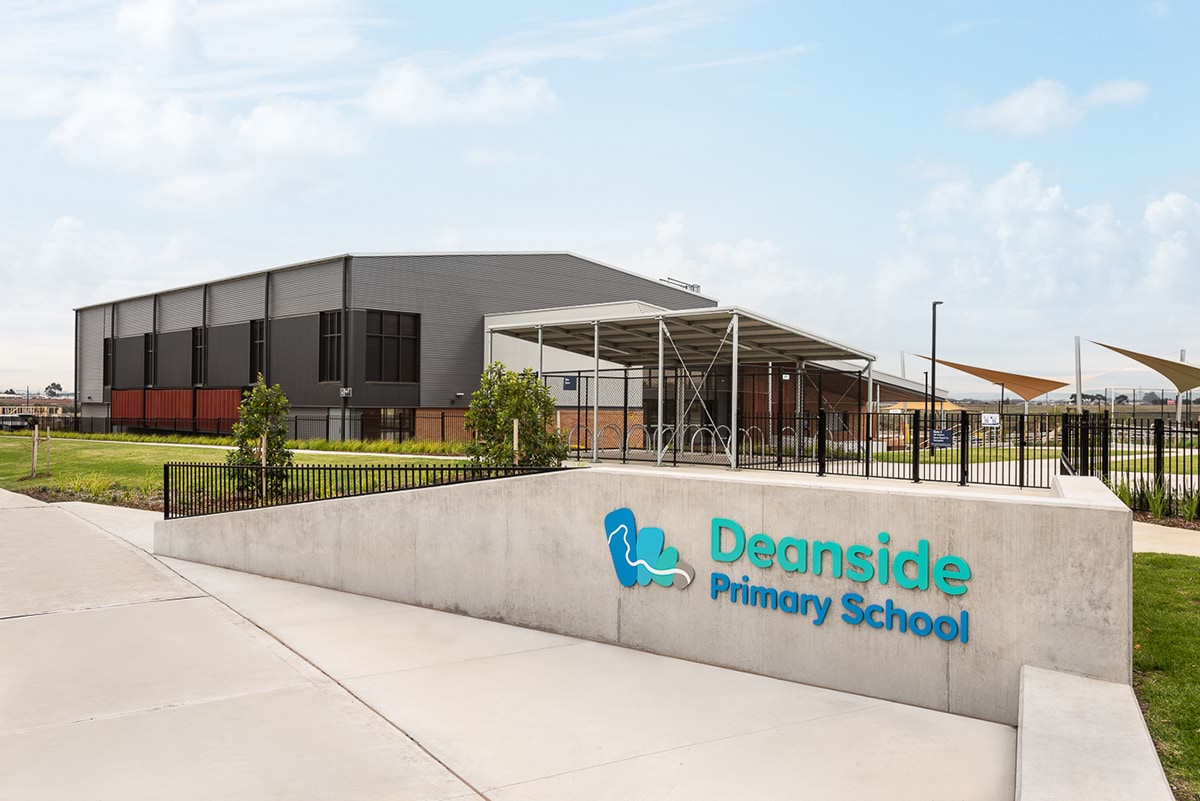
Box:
27;410;471;443
1061;412;1198;494
163;462;564;519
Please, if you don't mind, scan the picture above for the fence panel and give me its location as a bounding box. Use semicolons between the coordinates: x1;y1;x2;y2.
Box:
164;462;565;519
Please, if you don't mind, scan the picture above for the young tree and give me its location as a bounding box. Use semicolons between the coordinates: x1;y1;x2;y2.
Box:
44;382;62;398
226;374;294;495
465;362;567;467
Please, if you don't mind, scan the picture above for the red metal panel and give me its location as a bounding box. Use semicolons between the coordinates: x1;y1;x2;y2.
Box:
146;389;192;420
111;390;143;419
196;388;242;421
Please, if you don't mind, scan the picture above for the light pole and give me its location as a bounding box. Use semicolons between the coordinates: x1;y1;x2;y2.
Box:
930;300;943;451
923;371;929;448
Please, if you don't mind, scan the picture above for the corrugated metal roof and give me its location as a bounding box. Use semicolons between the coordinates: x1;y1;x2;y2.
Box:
74;251;715;311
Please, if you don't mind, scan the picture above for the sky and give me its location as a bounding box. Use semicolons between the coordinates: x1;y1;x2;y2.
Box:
1;0;1197;399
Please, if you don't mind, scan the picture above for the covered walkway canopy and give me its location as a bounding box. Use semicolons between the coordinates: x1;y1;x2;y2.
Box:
489;305;874;366
487;305;875;467
919;356;1068;403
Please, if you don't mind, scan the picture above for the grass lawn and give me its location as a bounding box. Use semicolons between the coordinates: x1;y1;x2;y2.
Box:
0;437;446;499
872;446;1059;464
1111;453;1200;475
1133;553;1200;798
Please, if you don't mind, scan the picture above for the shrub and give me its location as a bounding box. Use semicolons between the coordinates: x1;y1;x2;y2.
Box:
465;362;567;467
1180;490;1200;522
1146;482;1173;519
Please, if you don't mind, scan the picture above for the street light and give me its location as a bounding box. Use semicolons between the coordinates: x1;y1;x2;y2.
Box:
930;301;943;451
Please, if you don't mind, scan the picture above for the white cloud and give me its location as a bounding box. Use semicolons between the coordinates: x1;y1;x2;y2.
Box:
963;78;1150;136
434;226;462;249
157;169;260;203
49;72;216;172
665;44;811;73
963;79;1082;136
0;216;226;390
466;147;518;165
865;164;1200;382
366;65;555;125
236;99;362;156
628;168;1200;392
1143;193;1200;291
461;1;713;74
1086;80;1149;106
633;211;822;303
116;0;200;57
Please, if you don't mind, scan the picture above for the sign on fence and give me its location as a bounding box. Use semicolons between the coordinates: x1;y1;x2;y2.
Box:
981;414;1001;428
931;428;954;448
562;376;577;391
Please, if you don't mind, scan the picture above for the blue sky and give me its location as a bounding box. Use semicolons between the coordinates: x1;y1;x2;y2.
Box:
1;0;1197;398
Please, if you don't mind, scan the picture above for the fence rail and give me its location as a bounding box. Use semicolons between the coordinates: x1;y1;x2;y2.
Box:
163;462;564;520
26;411;471;442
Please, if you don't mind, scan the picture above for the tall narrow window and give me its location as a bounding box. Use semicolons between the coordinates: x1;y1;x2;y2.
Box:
143;333;155;387
366;311;419;383
249;319;265;382
102;338;112;386
191;327;204;386
319;311;342;382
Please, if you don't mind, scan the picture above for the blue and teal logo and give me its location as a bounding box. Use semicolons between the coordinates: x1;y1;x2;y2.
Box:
604;507;695;589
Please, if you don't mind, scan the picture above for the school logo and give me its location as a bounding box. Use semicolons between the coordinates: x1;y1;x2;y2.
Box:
603;507;695;589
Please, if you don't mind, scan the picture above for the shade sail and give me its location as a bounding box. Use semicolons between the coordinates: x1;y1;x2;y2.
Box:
1092;342;1200;393
918;356;1068;401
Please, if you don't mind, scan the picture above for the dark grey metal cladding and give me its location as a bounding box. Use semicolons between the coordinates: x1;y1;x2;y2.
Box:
207;322;251;388
346;310;420;408
155;330;192;388
209;275;265;326
112;336;144;389
268;314;341;408
348;254;714;408
270;259;342;319
78;306;104;402
115;296;154;337
158;287;204;332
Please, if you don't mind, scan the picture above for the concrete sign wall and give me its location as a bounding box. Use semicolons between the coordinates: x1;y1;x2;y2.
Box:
154;468;1131;725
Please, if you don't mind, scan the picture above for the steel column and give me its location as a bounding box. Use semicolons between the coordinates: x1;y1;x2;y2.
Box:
536;326;543;378
592;320;599;463
730;311;739;469
657;318;664;466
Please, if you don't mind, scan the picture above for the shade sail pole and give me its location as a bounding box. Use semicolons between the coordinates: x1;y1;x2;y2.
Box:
1075;336;1083;413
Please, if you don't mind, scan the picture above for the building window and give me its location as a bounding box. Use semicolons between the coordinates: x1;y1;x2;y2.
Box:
362;408;416;442
319;311;342;382
144;333;155;387
192;327;204;386
103;338;112;386
366;311;419;383
250;319;266;382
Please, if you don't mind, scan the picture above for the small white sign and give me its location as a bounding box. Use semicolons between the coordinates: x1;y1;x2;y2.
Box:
339;387;353;398
981;413;1000;427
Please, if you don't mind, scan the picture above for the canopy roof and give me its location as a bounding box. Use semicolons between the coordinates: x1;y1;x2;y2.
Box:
487;306;874;365
1093;341;1200;393
920;356;1068;401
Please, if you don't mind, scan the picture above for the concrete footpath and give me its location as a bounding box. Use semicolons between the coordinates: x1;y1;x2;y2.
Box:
1;490;1016;801
1133;519;1200;556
